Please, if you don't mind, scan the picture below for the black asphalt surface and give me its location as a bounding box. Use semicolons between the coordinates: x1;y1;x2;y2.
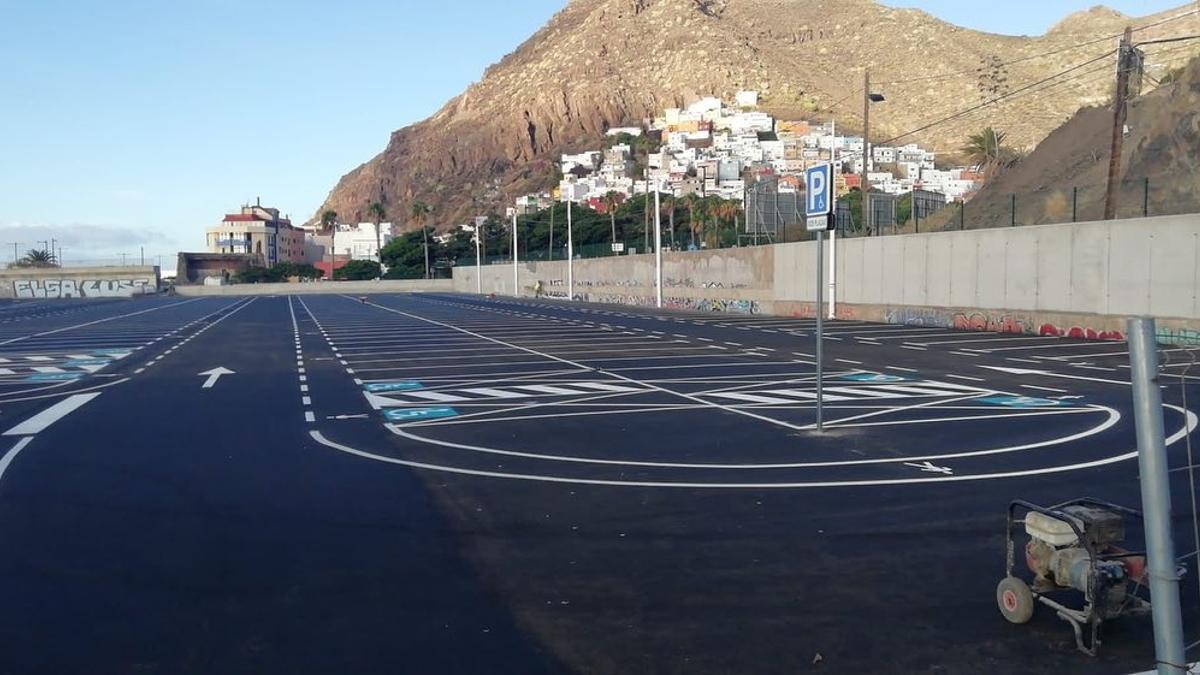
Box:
0;292;1198;674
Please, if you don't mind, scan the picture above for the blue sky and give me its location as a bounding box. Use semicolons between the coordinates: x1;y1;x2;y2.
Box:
0;0;1187;262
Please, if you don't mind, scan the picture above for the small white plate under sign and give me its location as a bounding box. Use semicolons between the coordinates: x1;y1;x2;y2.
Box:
806;215;829;232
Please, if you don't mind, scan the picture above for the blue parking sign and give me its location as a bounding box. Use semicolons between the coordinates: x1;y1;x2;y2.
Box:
806;163;833;217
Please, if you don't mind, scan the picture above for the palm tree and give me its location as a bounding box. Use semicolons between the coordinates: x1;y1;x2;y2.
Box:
320;210;338;279
601;191;622;250
661;195;677;249
367;201;387;270
962;127;1009;176
21;249;55;268
410;200;432;278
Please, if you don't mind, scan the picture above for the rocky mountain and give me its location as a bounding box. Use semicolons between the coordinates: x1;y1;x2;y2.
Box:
314;0;1200;229
931;55;1200;230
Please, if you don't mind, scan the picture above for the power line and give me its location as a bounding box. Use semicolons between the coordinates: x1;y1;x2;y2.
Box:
872;8;1198;88
877;49;1118;146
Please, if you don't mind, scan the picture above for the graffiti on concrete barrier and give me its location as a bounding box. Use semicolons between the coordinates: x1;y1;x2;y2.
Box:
1039;324;1124;341
1157;327;1200;346
665;297;759;314
953;312;1032;335
884;307;952;328
14;278;152;299
592;294;657;307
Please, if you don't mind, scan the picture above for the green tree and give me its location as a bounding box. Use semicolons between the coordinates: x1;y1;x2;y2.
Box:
320;209;338;278
18;249;56;268
334;259;382;281
367;201;387;268
381;231;437;279
961;127;1013;177
410;200;432;278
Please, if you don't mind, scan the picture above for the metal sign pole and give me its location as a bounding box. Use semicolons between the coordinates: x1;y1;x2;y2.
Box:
815;230;824;432
1128;317;1187;675
475;225;482;294
512;212;519;297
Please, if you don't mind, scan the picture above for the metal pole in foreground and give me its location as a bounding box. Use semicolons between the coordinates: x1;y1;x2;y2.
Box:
815;230;825;432
654;188;663;309
512;212;519;297
1128;317;1187;675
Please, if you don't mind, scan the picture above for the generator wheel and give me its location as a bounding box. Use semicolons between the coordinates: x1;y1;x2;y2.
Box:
997;576;1035;624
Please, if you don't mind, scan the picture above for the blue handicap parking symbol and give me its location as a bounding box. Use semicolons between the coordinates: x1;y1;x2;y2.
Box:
365;381;424;393
979;395;1071;408
840;373;908;383
383;407;458;422
26;372;84;382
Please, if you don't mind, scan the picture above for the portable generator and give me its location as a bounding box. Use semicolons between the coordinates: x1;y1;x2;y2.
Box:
996;498;1174;656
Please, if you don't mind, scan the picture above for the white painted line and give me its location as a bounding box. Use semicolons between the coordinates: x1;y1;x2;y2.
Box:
300;384;309;393
901;346;927;351
299;375;307;382
134;368;146;374
353;378;363;385
0;437;35;483
30;367;65;374
945;374;986;383
886;366;919;373
304;411;316;423
836;359;863;365
302;396;312;405
1021;384;1069;394
4;393;102;436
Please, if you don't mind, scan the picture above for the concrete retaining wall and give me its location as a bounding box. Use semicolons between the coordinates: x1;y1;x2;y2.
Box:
176;279;455;296
0;266;160;299
453;214;1200;342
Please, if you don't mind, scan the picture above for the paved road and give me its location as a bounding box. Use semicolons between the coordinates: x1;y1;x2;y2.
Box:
1;293;1198;674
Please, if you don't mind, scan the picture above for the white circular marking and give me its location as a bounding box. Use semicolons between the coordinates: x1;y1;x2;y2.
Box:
385;405;1122;469
310;405;1197;488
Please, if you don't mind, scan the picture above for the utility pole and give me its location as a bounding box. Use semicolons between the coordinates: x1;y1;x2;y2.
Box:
121;252;127;266
1104;27;1134;221
140;246;144;266
7;242;22;264
862;68;871;236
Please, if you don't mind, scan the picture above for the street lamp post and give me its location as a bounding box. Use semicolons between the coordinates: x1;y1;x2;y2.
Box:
511;211;519;297
566;197;574;301
474;221;483;295
862;69;886;236
654;186;663;308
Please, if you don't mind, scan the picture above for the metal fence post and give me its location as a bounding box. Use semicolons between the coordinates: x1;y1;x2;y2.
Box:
1010;194;1016;227
1072;186;1078;223
1144;177;1150;218
960;201;965;230
1128;317;1188;675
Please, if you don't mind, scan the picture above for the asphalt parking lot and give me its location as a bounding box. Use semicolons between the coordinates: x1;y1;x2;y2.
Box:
0;292;1198;674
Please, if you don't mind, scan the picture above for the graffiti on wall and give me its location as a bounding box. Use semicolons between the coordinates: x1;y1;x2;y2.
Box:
953;312;1032;335
665;297;759;314
1039;324;1125;341
1157;327;1200;346
883;307;952;328
13;278;153;299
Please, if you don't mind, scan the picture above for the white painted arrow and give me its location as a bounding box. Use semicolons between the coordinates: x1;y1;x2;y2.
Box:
979;365;1128;386
199;367;235;389
903;461;954;475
